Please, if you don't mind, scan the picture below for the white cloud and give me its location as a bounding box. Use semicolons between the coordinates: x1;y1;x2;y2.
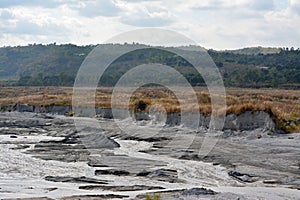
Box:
178;0;274;11
76;0;121;17
289;0;300;14
117;0;174;27
0;0;299;49
0;0;67;8
0;10;15;19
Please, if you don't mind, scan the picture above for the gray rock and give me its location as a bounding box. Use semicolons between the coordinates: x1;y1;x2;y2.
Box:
45;176;108;184
80;133;120;149
78;185;165;191
236;111;275;131
212;193;248;200
15;104;34;112
182;187;217;195
61;194;129;199
50;105;71;115
137;168;181;183
5;198;54;200
263;179;281;184
228;171;257;183
95;169;130;176
135;112;151;121
223;114;237;130
96;108;113;119
166;113;181;126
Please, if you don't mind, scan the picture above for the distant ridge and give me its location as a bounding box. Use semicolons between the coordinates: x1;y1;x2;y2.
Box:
0;43;299;88
223;46;281;55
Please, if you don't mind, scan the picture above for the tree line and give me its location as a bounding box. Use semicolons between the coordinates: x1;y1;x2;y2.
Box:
0;44;299;88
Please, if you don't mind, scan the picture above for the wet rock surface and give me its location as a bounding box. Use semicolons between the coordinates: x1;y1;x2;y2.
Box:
182;187;217;195
134;188;250;200
4;198;54;200
61;194;130;199
228;171;258;183
78;184;165;191
95;169;131;176
0;112;300;199
44;176;109;184
136;168;181;183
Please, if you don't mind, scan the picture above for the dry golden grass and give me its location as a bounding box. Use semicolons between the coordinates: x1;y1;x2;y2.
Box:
0;86;299;132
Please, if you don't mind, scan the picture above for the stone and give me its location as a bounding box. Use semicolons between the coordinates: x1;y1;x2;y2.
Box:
182;187;217;195
15;104;34;112
61;194;129;200
95;169;130;176
80;133;120;149
212;193;248;200
45;176;109;184
78;185;165;191
136;168;181;183
5;198;54;200
136;170;151;176
228;171;257;183
50;105;71;115
263;179;281;184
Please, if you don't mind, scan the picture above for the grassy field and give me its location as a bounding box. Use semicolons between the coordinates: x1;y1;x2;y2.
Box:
0;86;299;133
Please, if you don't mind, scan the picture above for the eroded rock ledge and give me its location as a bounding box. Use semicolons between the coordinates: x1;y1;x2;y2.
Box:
1;104;276;132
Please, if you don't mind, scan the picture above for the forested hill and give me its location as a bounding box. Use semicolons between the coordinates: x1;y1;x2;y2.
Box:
0;43;299;88
223;47;281;55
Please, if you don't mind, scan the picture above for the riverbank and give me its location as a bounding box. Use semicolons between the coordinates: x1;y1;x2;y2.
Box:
0;86;299;133
0;103;276;132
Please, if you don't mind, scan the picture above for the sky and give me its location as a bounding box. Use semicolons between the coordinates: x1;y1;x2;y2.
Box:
0;0;299;49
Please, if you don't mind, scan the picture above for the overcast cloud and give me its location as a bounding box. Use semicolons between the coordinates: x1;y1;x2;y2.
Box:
0;0;298;49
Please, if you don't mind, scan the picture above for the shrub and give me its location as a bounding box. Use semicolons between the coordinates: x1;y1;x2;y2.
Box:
66;110;74;117
134;99;150;112
145;194;161;200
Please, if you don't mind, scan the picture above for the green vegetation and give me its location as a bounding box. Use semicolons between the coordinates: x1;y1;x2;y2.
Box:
223;46;281;55
145;194;161;200
66;110;74;117
0;43;299;88
209;47;300;88
0;43;94;86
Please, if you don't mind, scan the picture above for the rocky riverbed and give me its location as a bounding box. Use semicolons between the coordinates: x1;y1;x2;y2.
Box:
0;112;300;199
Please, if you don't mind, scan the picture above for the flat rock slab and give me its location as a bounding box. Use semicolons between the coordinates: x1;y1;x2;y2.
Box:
89;155;167;173
134;188;253;200
228;171;259;183
182;187;217;195
95;169;130;176
79;184;165;191
4;198;54;200
60;194;129;200
135;187;218;200
137;168;182;183
45;176;109;185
